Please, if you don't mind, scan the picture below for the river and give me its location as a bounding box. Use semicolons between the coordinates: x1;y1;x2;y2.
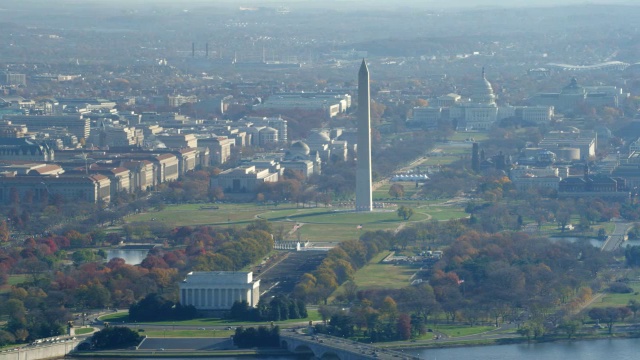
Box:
406;337;640;359
75;338;640;359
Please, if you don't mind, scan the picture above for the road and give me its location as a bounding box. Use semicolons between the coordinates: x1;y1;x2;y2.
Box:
601;218;632;251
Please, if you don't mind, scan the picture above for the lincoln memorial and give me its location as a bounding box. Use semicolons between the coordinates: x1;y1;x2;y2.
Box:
179;271;260;310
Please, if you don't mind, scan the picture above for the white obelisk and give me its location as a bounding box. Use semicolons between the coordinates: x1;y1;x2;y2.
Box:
355;59;373;212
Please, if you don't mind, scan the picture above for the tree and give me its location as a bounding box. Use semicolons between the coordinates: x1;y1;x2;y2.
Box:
129;293;191;322
233;326;279;348
0;221;9;242
558;319;581;339
389;184;405;199
396;313;412;340
0;330;16;347
517;320;544;341
625;246;640;267
628;299;640;319
397;206;414;221
342;280;358;303
210;186;224;202
72;249;97;264
598;228;607;240
318;305;339;325
556;207;572;232
91;326;142;349
328;312;355;337
588;307;620;334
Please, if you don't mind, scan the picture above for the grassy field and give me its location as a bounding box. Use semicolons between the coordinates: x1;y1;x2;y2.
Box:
75;327;95;335
127;203;274;226
449;132;489;142
124;202;463;242
591;281;640;308
350;251;417;290
373;182;421;200
0;274;29;294
8;274;28;286
419;206;468;221
142;329;234;338
416;324;496;339
125;201;468;244
421;155;463;166
533;216;616;239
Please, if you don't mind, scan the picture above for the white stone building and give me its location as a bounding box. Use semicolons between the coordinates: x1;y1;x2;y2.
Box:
254;93;351;118
211;165;279;193
179;271;260;310
411;72;553;130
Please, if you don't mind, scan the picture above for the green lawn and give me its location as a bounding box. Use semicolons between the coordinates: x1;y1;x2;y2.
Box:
124;201;466;242
373;182;421;200
449;132;489;142
416;325;495;339
0;274;29;294
8;274;28;286
293;223;396;242
421;207;468;221
261;208;432;242
591;282;640;308
142;329;234;338
74;327;94;335
350;251;417;290
127;203;278;227
421;155;463;166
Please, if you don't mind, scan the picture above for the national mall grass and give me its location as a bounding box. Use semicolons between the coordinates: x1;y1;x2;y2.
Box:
350;251;416;290
124;202;464;242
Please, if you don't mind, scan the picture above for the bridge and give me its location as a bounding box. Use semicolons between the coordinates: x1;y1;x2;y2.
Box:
280;331;421;360
601;219;631;251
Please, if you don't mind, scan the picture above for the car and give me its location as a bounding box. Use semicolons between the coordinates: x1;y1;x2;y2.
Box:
198;327;206;330
225;326;233;330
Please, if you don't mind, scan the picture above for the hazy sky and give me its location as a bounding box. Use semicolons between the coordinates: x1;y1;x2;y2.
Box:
28;0;639;8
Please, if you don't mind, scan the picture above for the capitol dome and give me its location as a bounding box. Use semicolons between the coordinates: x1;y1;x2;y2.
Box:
561;77;585;95
289;141;311;156
470;69;496;105
260;126;278;134
307;131;331;143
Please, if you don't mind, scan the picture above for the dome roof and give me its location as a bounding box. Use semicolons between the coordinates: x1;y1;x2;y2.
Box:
469;68;495;104
260;126;278;134
307;131;331;143
289;141;310;156
561;77;585;94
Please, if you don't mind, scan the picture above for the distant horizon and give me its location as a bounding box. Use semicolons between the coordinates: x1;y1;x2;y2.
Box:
12;0;640;10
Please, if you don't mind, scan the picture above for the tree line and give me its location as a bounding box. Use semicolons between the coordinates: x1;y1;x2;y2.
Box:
0;220;274;346
233;326;280;348
229;296;307;322
294;230;394;304
129;293;197;322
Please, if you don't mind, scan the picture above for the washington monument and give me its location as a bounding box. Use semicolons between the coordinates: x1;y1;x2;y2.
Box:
355;59;373;212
